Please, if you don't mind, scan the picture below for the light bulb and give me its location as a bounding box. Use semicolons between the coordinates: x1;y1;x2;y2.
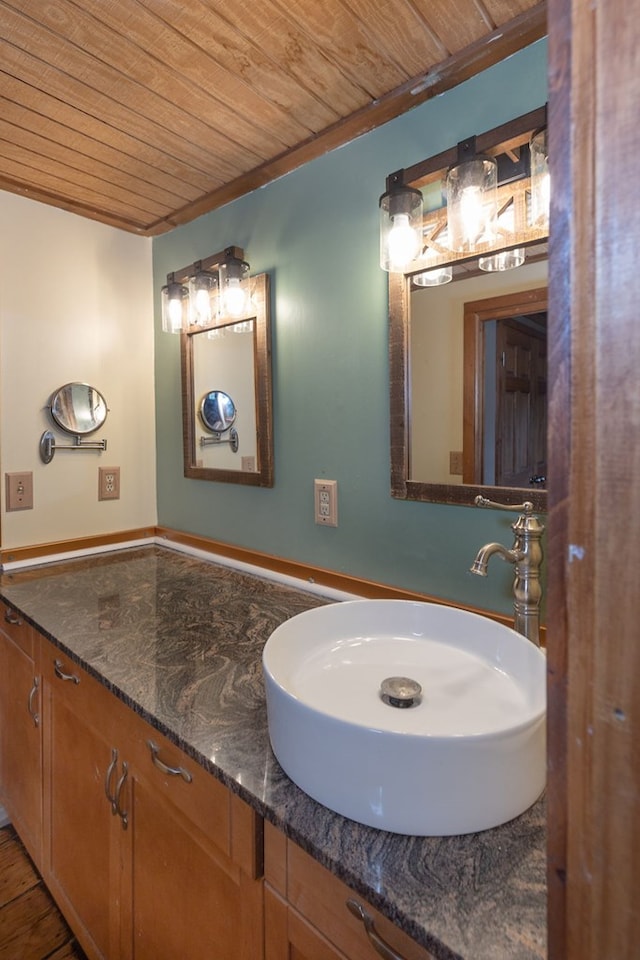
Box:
168;296;183;331
194;287;212;325
459;186;489;246
446;155;497;252
223;279;247;317
387;214;420;269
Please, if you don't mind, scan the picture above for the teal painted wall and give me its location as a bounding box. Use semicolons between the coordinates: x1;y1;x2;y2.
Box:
153;41;547;616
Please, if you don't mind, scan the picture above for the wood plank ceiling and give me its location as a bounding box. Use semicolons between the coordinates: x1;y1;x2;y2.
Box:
0;0;546;235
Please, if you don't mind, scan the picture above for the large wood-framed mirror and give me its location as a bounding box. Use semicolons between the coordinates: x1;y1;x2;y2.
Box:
181;272;274;486
389;107;548;510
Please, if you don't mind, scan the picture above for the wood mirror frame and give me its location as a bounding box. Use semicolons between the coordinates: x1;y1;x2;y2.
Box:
389;107;548;511
181;272;274;487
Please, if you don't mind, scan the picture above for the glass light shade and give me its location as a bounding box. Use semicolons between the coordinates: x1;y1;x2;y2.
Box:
188;269;218;326
530;127;550;228
161;278;189;334
479;248;526;272
412;266;453;286
379;185;423;271
219;255;251;318
446;157;497;252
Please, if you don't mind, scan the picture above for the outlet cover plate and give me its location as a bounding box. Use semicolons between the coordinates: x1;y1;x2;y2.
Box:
314;479;338;527
99;467;120;501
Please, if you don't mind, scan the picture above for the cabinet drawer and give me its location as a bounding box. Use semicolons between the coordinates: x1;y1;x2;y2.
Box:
0;600;34;657
124;717;233;859
284;835;435;960
40;643;123;743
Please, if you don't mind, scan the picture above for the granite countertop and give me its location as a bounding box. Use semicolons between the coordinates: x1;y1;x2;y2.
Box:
0;544;546;960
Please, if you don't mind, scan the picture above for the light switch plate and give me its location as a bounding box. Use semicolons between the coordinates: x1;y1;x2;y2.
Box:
5;472;34;511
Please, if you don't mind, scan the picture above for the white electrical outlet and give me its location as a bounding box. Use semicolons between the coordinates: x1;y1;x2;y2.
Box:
314;479;338;527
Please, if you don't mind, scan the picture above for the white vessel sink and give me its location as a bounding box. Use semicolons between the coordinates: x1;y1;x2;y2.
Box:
263;599;546;836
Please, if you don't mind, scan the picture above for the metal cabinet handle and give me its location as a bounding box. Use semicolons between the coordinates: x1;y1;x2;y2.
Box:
104;748;118;814
4;608;22;626
53;659;80;684
346;899;407;960
147;740;193;783
114;761;129;829
27;677;40;727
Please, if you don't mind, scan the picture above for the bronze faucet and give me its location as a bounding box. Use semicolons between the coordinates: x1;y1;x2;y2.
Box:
470;496;544;646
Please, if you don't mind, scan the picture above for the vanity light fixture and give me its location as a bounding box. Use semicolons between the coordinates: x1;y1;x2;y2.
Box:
188;263;219;327
219;248;251;318
161;273;190;334
160;245;248;334
445;137;498;253
379;172;424;272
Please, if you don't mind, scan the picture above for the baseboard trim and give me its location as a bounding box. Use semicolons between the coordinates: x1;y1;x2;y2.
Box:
0;528;156;570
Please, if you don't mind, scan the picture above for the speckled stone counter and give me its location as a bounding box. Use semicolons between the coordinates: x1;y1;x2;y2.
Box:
0;545;546;960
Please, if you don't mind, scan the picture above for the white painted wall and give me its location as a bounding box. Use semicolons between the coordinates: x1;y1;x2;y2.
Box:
0;193;157;550
410;260;548;484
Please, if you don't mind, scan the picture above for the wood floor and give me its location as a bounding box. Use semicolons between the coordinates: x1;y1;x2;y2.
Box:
0;825;87;960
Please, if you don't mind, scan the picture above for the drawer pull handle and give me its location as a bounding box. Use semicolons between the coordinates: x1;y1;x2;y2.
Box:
4;609;22;626
27;677;40;727
115;761;129;829
105;748;118;814
346;899;407;960
147;740;193;783
53;659;80;684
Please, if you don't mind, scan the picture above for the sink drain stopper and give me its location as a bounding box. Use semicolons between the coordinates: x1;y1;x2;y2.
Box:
380;676;422;708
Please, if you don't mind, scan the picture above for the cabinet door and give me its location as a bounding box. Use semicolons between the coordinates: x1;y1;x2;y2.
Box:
121;726;264;960
41;646;124;960
0;604;42;862
266;886;349;960
265;824;435;960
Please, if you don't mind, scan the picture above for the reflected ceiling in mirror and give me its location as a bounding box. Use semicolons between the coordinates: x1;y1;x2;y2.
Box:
181;273;273;486
389;108;548;510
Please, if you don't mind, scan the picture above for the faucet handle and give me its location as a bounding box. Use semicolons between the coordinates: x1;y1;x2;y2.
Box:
474;495;535;514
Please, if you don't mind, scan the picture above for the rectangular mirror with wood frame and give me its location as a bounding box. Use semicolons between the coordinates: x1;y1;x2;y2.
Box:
389;107;548;511
181;272;274;487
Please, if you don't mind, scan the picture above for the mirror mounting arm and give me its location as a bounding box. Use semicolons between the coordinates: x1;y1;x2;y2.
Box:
199;428;239;453
39;430;107;464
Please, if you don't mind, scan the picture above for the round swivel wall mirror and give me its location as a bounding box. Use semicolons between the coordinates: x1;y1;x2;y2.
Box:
49;382;108;435
40;382;109;463
199;391;236;433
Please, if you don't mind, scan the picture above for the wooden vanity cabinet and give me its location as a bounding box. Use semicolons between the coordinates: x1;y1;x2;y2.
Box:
120;720;264;960
40;641;134;959
0;601;43;863
264;822;435;960
39;636;264;960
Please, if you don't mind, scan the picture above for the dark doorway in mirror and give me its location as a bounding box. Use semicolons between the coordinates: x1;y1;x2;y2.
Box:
463;287;548;489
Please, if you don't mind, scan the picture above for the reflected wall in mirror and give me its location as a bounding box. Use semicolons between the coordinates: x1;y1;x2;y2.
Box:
181;273;273;486
389;108;548;510
410;264;547;487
